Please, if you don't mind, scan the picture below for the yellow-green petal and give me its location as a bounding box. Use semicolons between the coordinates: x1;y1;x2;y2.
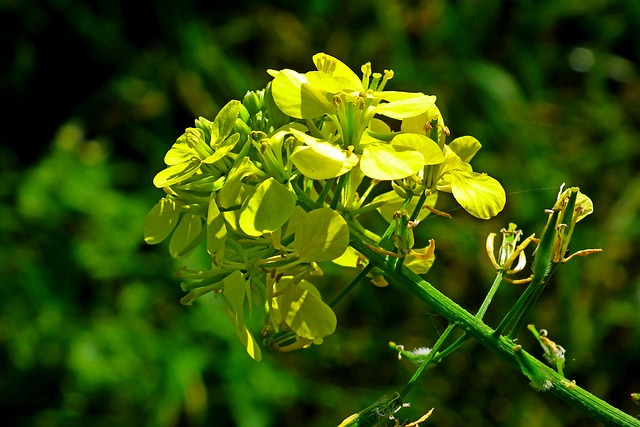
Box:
312;52;362;91
206;195;226;254
449;136;482;163
272;69;334;119
294;207;349;262
169;213;204;258
373;95;437;120
239;177;296;237
447;170;506;219
153;159;201;188
143;197;183;244
280;278;337;340
373;190;438;222
360;143;423;180
289;129;358;179
392;133;444;165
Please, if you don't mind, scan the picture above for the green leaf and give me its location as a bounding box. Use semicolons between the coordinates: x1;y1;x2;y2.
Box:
207;195;226;254
280;278;337;340
447;170;506;219
373;95;437;120
211;100;241;145
152;159;201;188
143;197;183;244
360;143;423;180
239;177;297;237
290;135;359;180
272;69;334;119
169;213;204;258
392;133;444;165
449;136;482;163
294;207;349;262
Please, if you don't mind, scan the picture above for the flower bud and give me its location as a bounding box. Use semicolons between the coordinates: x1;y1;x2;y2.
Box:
243;90;263;116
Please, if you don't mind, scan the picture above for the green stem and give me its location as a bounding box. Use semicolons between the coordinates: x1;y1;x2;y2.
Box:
398;323;456;401
329;263;375;308
330;173;350;210
378;193;413;251
431;270;505;363
315;178;336;207
507;265;558;339
349;229;640;427
477;270;505;320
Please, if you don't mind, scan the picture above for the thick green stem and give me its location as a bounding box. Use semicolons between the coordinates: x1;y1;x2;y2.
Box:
349;229;640;427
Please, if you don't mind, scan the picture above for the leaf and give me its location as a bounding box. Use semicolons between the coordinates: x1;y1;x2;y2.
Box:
392;133;444;165
449;136;482;163
239;177;297;237
169;213;204;258
271;69;334;119
360;143;423;180
373;95;437;120
211;100;241;144
280;279;337;340
143;197;183;244
294;207;349;262
207;195;226;254
447;170;506;219
153;158;201;188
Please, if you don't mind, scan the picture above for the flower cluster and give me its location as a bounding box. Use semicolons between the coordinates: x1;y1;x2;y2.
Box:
144;53;506;359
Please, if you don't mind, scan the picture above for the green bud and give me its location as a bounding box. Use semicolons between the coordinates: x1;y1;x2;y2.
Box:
264;81;289;128
238;103;251;124
243;90;263;116
234;117;252;141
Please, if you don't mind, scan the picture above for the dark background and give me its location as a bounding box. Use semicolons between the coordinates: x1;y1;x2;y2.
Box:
1;0;639;426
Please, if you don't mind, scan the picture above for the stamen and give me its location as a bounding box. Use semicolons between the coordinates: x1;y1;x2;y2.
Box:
361;62;372;90
377;69;394;91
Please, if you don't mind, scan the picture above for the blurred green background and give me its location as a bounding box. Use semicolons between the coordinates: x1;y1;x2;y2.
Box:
2;0;640;426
